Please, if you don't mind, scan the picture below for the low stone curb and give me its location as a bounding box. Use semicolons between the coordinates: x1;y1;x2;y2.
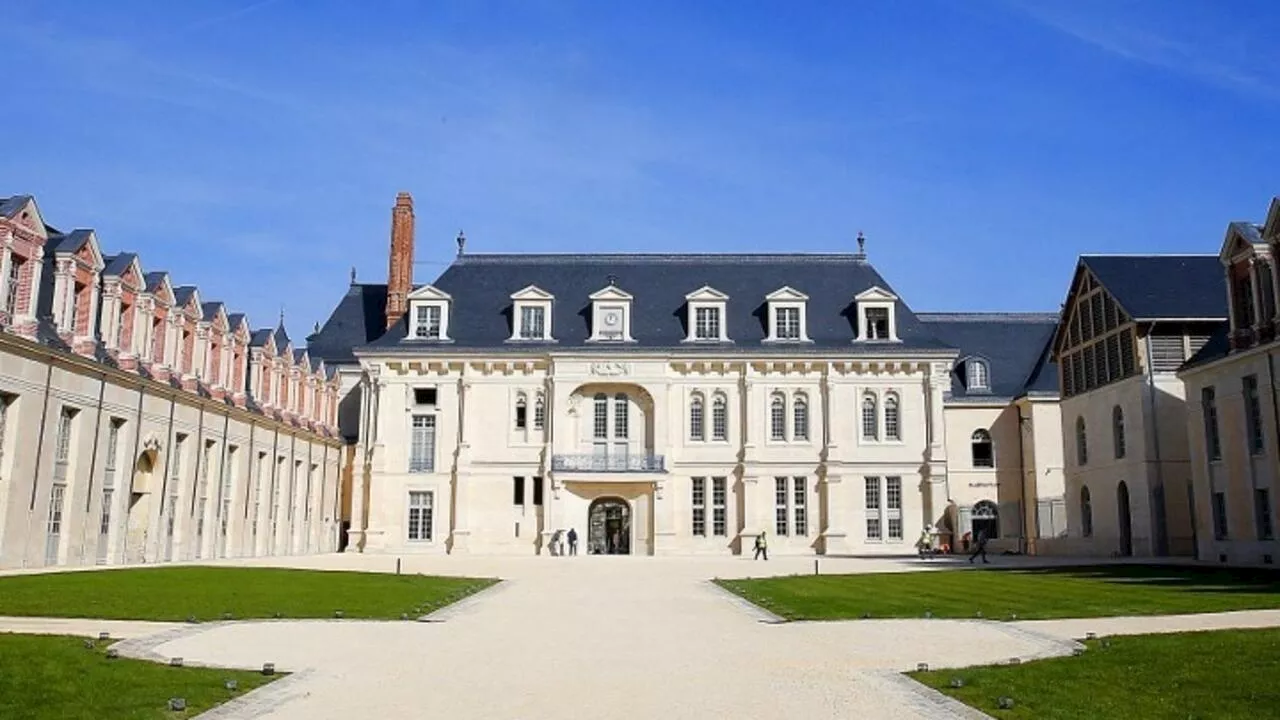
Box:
869;670;994;720
704;580;788;624
419;579;507;622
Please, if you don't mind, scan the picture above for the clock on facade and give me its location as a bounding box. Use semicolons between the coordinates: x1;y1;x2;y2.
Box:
603;310;621;326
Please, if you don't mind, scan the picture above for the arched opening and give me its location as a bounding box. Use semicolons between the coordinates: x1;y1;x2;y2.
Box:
1117;481;1133;556
971;429;993;468
971;499;999;542
1080;485;1093;537
125;450;157;563
588;497;631;555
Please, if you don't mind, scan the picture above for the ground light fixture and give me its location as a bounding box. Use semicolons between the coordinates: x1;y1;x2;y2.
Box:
98;631;110;641
401;613;410;621
105;649;119;659
186;615;197;624
1085;632;1097;640
262;663;276;676
997;697;1015;710
225;680;238;691
222;612;233;620
949;678;964;689
83;639;95;650
923;610;932;619
168;698;186;712
170;657;184;667
916;663;929;672
1073;647;1086;656
334;610;344;618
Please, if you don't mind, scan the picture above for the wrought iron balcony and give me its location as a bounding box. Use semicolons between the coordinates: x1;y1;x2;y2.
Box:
552;453;666;473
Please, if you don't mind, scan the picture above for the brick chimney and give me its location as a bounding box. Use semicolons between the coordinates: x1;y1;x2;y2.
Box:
385;192;415;329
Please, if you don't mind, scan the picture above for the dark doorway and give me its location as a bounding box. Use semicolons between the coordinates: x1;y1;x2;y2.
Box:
971;500;999;543
1117;481;1133;556
588;497;631;555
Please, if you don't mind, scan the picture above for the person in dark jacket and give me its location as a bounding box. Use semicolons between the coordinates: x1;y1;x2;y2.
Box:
567;528;578;556
968;529;991;564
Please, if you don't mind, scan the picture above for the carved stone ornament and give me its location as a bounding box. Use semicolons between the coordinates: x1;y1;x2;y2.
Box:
142;435;163;454
589;361;630;376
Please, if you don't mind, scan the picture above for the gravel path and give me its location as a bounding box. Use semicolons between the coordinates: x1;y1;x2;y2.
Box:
3;555;1279;720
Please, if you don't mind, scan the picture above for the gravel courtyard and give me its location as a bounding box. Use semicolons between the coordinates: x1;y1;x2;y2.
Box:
5;554;1279;719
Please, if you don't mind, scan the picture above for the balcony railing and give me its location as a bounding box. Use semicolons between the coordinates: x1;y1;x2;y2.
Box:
552;453;666;473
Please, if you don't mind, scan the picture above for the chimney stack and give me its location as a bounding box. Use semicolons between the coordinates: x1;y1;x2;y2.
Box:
385;192;415;329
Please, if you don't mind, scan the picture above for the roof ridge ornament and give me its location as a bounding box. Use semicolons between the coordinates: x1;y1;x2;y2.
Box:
855;231;867;262
456;230;466;257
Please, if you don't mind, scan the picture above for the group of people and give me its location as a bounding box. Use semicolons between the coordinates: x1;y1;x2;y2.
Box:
548;528;580;556
915;524;992;563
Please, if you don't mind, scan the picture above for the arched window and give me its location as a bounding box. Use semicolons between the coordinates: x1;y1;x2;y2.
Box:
793;393;809;441
533;393;546;430
593;393;608;439
971;429;993;467
514;393;528;429
1080;485;1093;537
711;393;728;441
884;393;900;441
689;394;705;441
861;394;878;441
1112;405;1125;459
1076;416;1088;465
967;359;989;391
770;393;786;441
614;393;629;439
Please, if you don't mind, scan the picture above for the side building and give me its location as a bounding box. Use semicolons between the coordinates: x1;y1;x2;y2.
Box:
1179;200;1280;566
1051;254;1226;558
0;194;343;569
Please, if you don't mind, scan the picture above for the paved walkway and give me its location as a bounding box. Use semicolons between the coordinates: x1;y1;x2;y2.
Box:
3;554;1279;720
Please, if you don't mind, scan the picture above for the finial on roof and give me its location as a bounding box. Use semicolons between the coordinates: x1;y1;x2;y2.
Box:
607;273;618;286
456;230;466;257
853;231;868;262
350;266;357;284
313;321;321;334
279;306;285;326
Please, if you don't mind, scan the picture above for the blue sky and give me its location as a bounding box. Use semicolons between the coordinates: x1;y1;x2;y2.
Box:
4;0;1279;341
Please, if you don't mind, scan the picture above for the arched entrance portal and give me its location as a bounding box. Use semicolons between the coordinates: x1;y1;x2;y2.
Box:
125;450;157;563
588;497;631;555
971;500;999;544
1117;481;1133;556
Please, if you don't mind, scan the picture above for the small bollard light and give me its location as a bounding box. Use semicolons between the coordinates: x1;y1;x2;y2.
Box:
924;610;933;619
1102;639;1111;648
98;631;110;641
186;615;197;624
334;610;344;619
400;613;410;621
1010;613;1018;620
168;698;187;712
975;610;984;618
273;612;283;619
262;662;275;676
105;648;119;659
916;663;929;672
1008;657;1022;665
1085;632;1097;640
861;611;872;619
170;657;184;667
396;557;402;575
997;696;1015;710
222;612;233;621
950;677;965;689
225;679;238;691
814;559;819;575
83;639;96;650
1073;647;1085;656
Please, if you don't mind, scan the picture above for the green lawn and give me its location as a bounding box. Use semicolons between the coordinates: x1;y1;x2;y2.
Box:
912;628;1280;719
716;565;1280;620
0;633;276;720
0;567;497;622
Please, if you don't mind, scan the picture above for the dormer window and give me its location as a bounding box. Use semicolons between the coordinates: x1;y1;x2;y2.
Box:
966;359;990;391
854;287;899;342
510;285;554;342
407;285;452;341
685;286;730;343
589;283;634;342
765;287;809;342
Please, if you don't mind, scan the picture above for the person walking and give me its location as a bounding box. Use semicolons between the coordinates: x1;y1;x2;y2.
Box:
968;528;991;564
567;528;578;556
916;524;935;560
753;531;769;561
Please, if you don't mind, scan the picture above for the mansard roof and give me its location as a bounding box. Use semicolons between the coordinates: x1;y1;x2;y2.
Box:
103;252;139;278
348;253;952;354
917;313;1059;401
307;282;389;364
1078;255;1227;322
249;328;276;348
173;285;200;309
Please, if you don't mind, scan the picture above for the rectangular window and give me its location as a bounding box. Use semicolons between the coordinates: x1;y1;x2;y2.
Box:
45;483;66;565
220;445;237;542
694;306;721;340
513;476;525;505
170;432;187;487
519;306;545;339
775;307;800;340
1257;488;1274;541
865;307;890;339
770;398;786;441
407;491;433;541
4;257;22;317
54;407;76;465
886;476;903;540
691;477;706;537
409;415;436;472
414;305;442;339
532;476;544;506
614;395;628;439
252;452;265;542
865;476;881;540
690;396;705;440
515;398;527;429
1212;491;1228;540
774;476;789;536
413;387;437;405
1202;387;1222;461
1244;375;1265;455
0;394;10;471
99;488;114;537
711;398;727;441
712;477;727;537
593;396;608;439
793;477;807;536
103;418;124;489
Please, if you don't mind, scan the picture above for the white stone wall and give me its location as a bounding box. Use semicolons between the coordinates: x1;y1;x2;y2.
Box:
0;337;342;570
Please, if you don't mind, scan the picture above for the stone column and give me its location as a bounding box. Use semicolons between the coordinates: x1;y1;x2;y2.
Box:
821;473;853;555
0;244;13;324
649;380;674;554
450;374;472;553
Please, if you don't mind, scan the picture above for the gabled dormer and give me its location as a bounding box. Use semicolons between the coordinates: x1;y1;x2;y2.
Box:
684;285;729;343
589;282;634;342
509;285;554;341
142;271;174;369
406;284;452;341
44;229;105;353
201;302;230;393
227;313;251;406
172;286;202;380
0;195;52;338
854;286;898;342
764;286;809;342
101;253;143;359
1220;220;1274;347
248;327;278;409
958;354;991;393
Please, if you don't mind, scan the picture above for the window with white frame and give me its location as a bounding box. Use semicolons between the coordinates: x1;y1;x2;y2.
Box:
711;393;728;441
406;285;451;340
1202;387;1221;461
794;477;807;535
861;394;878;441
775;477;789;536
793;393;809;441
614;393;629;439
884;393;900;440
407;490;433;541
510;285;554;341
865;476;881;540
519;306;545;339
854;287;898;342
220;445;237;549
4;258;22;317
413;305;442;339
0;394;10;472
886;476;903;539
593;393;609;439
966;359;989;391
971;429;993;468
684;286;729;342
765;287;809;342
774;476;807;536
689;394;705;441
409;414;436;472
691;477;706;536
515;393;528;429
252;451;265;545
712;477;727;536
769;393;786;441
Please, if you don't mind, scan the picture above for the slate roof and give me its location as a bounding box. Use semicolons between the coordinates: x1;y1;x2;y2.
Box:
1082;255;1227;321
227;313;247;331
917;313;1060;400
307;283;389;364
144;271;169;293
201;302;224;322
46;229;94;254
249;328;274;347
346;253;955;355
173;285;198;307
1180;325;1231;372
0;195;31;218
103;253;138;277
275;320;290;348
